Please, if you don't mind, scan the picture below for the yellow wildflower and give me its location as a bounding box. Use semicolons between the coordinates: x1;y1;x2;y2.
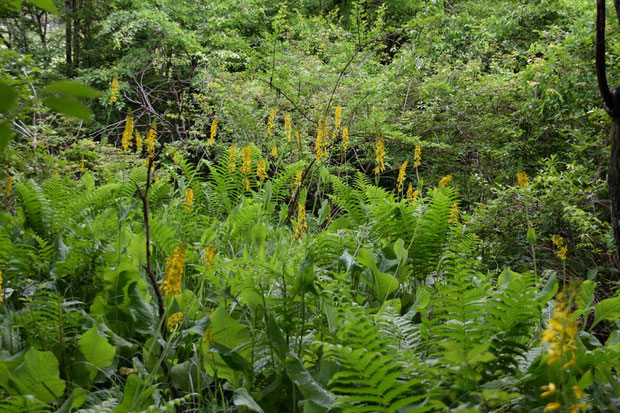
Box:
570;403;587;413
448;202;459;224
544;402;562;412
0;266;3;303
374;136;385;175
413;144;421;168
145;122;157;159
267;108;277;137
271;144;278;158
396;161;407;192
406;184;419;205
296;130;302;151
294;202;308;239
315;118;327;162
285;113;292;142
6;176;13;195
241;145;252;174
184;188;194;211
161;246;186;297
295;170;302;189
540;382;557;398
109;77;119;103
573;385;584;400
122;115;134;151
256;158;267;182
333;105;342;139
438;174;453;186
204;244;216;270
207;117;218;146
551;235;568;260
167;312;185;332
542;288;578;367
228;144;238;173
80;159;85;174
517;171;529;189
342;127;349;152
135;131;143;153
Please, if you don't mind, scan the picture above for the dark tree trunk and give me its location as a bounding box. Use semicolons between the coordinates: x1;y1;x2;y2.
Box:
610;123;620;270
72;0;79;67
65;0;72;71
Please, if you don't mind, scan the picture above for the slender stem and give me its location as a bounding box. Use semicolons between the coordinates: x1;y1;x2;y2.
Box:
135;158;181;403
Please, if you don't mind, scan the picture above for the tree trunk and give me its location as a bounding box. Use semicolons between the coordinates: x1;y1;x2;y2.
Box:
610;123;620;272
65;0;72;71
72;0;79;67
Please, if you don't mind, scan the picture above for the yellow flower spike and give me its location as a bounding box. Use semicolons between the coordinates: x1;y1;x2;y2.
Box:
6;176;13;195
517;171;529;189
166;312;185;332
207;117;218;146
204;244;216;270
135;131;143;153
315;118;327;162
544;402;562;412
406;185;419;205
551;235;568;260
284;113;292;142
121;114;134;151
573;385;584;399
267;108;277;137
161;246;186;298
109;77;119;103
295;170;302;189
570;403;587;413
80;159;85;174
540;382;557;398
145;122;158;159
374;136;385;175
342;127;349;152
438;174;453;186
228;144;238;173
294;202;308;239
241;145;252;175
413;144;421;168
256;158;267;182
333;105;342;139
0;266;4;303
562;358;576;370
396;161;408;192
271;144;278;158
296;130;302;151
184;188;194;211
448;202;459;224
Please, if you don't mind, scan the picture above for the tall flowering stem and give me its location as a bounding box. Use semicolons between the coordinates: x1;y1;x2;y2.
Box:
134;157;181;401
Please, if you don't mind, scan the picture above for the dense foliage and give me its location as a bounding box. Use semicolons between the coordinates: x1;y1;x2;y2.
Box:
1;0;619;412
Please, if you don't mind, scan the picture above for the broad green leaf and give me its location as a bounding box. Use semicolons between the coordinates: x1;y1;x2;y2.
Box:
0;122;15;153
78;326;116;370
357;248;399;301
233;387;265;412
27;0;57;13
126;282;156;335
113;374;156;413
10;347;65;403
44;80;100;98
0;81;18;112
285;356;336;409
266;313;288;358
43;96;92;121
204;306;252;385
592;296;620;329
